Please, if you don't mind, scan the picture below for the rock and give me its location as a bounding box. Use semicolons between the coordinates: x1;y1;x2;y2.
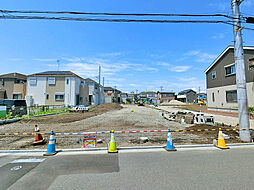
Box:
140;137;149;143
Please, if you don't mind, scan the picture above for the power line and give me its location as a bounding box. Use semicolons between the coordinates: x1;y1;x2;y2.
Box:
0;15;233;24
0;9;234;19
0;12;253;31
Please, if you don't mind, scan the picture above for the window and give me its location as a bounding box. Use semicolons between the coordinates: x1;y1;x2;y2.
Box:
212;71;216;79
13;94;22;100
66;79;69;85
46;94;49;100
14;79;21;84
212;92;215;102
1;79;4;86
55;93;64;101
29;77;37;86
249;58;254;71
48;77;56;85
226;90;237;103
225;64;236;76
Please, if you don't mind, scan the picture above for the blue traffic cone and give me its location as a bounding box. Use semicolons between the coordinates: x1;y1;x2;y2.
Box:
43;131;57;156
165;129;176;151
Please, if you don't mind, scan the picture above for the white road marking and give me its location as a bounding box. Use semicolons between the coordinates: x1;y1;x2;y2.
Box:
10;158;45;163
10;165;22;171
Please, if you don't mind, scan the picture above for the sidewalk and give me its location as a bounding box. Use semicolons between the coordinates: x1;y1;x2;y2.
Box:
158;106;254;128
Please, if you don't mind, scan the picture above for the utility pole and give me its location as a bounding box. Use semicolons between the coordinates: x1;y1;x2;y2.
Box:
57;60;60;71
98;66;101;105
232;0;251;141
114;85;117;102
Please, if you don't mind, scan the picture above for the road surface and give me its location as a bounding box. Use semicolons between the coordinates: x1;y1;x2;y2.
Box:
1;147;254;190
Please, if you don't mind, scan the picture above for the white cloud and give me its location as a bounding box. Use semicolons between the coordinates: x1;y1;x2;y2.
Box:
184;50;216;63
156;62;170;66
99;52;123;57
170;66;191;72
184;50;200;56
179;77;196;82
147;67;159;72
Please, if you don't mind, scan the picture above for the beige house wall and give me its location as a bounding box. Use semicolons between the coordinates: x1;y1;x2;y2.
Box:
79;85;89;106
207;82;254;109
0;79;14;99
13;84;26;99
45;77;65;106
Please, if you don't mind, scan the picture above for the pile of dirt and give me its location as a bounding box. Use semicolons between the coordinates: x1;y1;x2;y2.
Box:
184;124;241;144
161;100;186;106
20;103;123;124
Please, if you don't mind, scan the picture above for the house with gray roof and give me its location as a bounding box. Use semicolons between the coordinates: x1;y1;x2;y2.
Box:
26;71;89;106
177;89;196;103
205;46;254;111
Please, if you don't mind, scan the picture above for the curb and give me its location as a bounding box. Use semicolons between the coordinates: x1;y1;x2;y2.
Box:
1;143;254;155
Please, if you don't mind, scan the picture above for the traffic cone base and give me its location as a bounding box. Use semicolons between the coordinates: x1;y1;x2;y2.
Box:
216;130;229;149
165;147;177;151
33;138;46;145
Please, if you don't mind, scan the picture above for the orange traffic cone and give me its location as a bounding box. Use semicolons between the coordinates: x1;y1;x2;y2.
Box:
216;128;229;149
33;124;46;145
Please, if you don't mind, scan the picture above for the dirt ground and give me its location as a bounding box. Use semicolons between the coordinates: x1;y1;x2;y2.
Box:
178;104;254;120
0;104;245;150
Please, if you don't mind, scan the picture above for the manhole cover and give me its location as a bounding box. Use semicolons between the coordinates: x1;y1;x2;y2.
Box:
10;165;22;171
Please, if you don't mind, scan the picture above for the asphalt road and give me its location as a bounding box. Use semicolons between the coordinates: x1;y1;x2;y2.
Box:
1;148;254;190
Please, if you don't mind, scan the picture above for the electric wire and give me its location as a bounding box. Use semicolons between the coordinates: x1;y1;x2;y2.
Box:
0;9;235;19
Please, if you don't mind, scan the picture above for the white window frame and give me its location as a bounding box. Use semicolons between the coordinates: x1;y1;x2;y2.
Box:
29;77;37;86
48;77;56;85
212;71;216;79
55;93;64;101
224;63;236;76
248;58;254;71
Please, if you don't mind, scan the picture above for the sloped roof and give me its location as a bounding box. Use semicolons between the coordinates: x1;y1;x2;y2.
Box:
28;71;84;80
0;73;27;80
178;89;196;95
204;46;254;74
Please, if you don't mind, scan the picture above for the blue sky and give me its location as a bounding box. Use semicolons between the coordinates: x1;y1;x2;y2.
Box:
1;0;254;93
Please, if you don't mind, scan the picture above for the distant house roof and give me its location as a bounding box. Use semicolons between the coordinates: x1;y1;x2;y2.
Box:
84;78;100;85
0;73;27;80
204;46;254;74
28;71;84;80
158;91;175;94
178;89;196;95
104;87;121;93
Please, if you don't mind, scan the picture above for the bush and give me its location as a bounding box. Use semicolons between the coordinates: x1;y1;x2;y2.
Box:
249;107;254;114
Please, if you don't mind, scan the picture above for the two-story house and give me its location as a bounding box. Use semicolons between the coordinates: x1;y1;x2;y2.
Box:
157;91;175;103
205;46;254;111
177;89;196;103
0;73;27;99
104;87;121;103
85;78;104;105
26;71;89;107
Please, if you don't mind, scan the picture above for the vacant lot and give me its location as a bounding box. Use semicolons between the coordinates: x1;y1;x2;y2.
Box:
0;104;242;150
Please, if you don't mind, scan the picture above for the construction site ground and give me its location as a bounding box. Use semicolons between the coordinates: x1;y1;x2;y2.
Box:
0;103;244;150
